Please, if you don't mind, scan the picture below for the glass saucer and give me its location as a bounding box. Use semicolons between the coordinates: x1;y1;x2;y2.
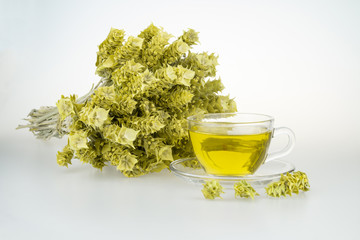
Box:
169;158;295;188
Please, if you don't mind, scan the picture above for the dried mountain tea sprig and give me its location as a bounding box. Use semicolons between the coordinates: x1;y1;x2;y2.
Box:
202;180;224;199
234;180;259;200
265;171;310;197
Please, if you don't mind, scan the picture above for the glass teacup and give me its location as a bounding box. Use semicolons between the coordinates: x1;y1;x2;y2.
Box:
187;113;295;176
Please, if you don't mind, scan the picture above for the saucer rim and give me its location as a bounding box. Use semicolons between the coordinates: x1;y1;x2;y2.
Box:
169;157;296;182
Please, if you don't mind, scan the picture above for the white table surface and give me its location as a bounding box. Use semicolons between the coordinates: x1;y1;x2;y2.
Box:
1;134;359;240
1;0;359;239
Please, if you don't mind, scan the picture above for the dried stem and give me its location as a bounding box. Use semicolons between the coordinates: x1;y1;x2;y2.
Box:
17;78;110;140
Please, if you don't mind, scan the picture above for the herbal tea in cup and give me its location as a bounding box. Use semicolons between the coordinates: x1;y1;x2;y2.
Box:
187;113;295;176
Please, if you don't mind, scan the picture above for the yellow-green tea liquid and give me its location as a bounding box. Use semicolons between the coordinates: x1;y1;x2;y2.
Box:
189;130;272;175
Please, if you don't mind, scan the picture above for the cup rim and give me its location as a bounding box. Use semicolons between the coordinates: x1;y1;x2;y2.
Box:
187;112;274;125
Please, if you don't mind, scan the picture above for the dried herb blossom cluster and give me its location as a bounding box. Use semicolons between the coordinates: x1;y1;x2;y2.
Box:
202;180;224;199
202;171;310;199
234;180;259;200
265;171;310;197
36;24;237;177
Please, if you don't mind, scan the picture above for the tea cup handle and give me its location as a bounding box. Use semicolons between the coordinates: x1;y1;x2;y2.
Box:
265;127;295;162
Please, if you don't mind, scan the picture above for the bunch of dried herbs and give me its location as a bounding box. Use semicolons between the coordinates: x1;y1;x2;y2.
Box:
18;24;237;177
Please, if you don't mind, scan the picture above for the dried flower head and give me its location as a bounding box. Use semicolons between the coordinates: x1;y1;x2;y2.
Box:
265;171;310;197
234;180;259;200
202;180;224;199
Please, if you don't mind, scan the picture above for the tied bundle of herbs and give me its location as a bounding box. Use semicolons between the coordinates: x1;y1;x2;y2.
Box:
18;24;237;177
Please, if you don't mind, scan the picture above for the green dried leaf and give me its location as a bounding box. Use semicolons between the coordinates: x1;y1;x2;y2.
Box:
103;124;139;148
56;95;75;120
68;130;88;151
117;154;138;172
79;105;110;129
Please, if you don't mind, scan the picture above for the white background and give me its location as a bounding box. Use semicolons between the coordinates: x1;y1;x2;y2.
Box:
1;0;359;239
